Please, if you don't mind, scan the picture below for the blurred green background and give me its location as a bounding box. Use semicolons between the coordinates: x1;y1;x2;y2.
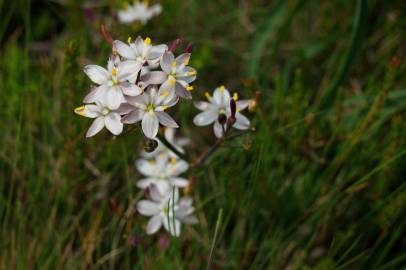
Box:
1;0;406;269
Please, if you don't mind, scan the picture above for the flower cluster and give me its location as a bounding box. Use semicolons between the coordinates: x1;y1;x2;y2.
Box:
118;1;162;25
75;36;197;139
193;86;250;138
136;128;197;236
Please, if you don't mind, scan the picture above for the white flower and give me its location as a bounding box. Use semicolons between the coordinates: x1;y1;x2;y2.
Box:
74;101;125;137
83;56;142;110
121;85;179;138
193;86;250;138
141;128;190;159
137;185;197;236
136;154;189;194
117;1;162;25
160;51;197;99
113;37;167;68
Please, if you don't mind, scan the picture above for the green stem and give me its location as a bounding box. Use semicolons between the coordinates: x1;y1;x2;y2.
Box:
156;133;189;161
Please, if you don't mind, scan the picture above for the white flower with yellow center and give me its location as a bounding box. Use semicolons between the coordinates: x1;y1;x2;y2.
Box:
83;56;143;110
137;185;198;236
74;101;125;137
136;153;189;194
117;1;162;25
193;86;250;138
159;51;197;99
121;85;179;138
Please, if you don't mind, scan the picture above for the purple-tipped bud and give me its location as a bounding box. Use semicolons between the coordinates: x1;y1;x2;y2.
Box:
218;113;227;125
227;99;237;126
185;42;193;53
169;38;182;52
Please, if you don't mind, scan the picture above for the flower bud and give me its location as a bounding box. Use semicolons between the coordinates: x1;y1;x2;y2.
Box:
218;113;227;125
144;138;158;152
227;98;237;126
185;42;193;53
101;24;113;46
169;38;182;52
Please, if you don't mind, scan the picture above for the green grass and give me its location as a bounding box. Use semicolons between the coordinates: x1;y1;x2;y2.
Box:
1;0;406;269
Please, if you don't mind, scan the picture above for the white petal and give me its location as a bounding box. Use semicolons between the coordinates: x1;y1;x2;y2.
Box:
117;60;141;82
234;112;250;130
136;178;156;189
146;215;162;234
213;121;225;138
140;71;168;85
156;111;179;128
193;110;218;126
121;110;144;124
136;159;158;177
137;200;160;216
104;112;123;135
177;66;196;84
170;177;189;187
83;85;108;103
86;117;105;137
149;184;164;202
163;217;181;237
237;100;249;111
83;65;110;85
213;87;231;107
75;104;100;118
113;40;136;59
170;160;189;175
142;112;159;138
175;53;191;67
174;81;192;99
160;51;174;74
120;82;143;96
156;181;171;195
194;101;212;111
106;87;124;110
148;44;167;60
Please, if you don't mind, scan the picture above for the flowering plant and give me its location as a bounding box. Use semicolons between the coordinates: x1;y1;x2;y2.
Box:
75;28;256;237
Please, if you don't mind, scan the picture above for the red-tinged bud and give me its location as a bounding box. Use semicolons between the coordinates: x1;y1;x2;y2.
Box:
109;198;121;216
218;113;227;125
101;24;113;46
228;98;237;126
185;42;193;53
169;38;182;52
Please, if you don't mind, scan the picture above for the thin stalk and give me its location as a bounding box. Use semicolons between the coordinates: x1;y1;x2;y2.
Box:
206;208;223;270
157;133;189;161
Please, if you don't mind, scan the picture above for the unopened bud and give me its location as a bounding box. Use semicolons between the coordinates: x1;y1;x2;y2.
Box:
218;113;227;125
101;24;113;46
169;38;182;52
185;42;193;53
230;98;237;118
144;138;158;152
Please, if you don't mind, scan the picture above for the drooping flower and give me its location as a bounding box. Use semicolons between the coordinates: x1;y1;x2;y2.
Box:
117;1;162;25
137;185;198;236
121;85;179;138
135;154;189;194
193;86;250;138
74;101;125;137
159;51;197;99
140;128;190;159
83;56;142;109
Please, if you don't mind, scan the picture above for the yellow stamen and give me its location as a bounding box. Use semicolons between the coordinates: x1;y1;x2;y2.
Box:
144;37;151;45
187;71;197;76
186;86;194;91
184;59;189;65
162;105;168;110
171;61;177;68
205;92;211;99
162;91;170;97
127;36;132;44
111;68;117;76
236;108;240;112
148;159;156;164
170;157;177;164
219;85;225;92
143;0;149;6
233;92;239;101
74;105;85;116
168;78;175;86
